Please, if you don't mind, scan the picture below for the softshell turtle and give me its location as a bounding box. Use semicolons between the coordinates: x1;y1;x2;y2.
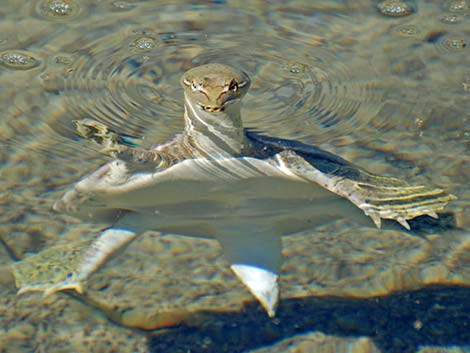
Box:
15;63;456;317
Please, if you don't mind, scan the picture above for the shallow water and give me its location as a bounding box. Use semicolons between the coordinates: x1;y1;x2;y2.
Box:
0;1;469;352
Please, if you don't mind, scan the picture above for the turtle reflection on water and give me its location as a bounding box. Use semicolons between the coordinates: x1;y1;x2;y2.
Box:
14;63;456;317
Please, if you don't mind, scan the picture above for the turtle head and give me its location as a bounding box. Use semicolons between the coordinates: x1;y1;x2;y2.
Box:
181;63;251;114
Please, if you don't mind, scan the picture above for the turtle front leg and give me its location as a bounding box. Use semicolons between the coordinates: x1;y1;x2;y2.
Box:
342;174;457;230
274;150;457;230
73;118;178;170
101;144;177;170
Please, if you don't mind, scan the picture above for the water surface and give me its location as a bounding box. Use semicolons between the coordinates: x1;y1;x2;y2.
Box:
0;1;468;352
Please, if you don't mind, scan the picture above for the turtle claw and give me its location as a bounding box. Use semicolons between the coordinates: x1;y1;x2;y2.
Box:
364;208;411;230
366;210;382;229
396;217;411;231
424;210;439;219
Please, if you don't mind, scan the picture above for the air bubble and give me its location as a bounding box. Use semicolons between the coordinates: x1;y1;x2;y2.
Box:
110;1;137;11
282;62;307;74
377;0;415;17
36;0;81;20
447;0;469;13
434;34;467;53
131;36;158;51
0;51;39;70
440;14;462;24
462;77;470;92
442;38;467;51
53;55;74;66
393;25;420;37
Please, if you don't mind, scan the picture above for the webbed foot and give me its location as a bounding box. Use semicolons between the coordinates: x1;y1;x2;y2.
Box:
356;181;457;230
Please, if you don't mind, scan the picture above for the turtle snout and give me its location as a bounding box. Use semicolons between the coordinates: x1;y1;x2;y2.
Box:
200;104;224;113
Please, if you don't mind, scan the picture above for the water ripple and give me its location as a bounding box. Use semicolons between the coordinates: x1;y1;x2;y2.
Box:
5;2;384;162
54;38;383;151
191;36;383;142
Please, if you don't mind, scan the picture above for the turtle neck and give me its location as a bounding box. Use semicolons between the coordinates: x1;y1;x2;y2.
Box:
183;95;247;157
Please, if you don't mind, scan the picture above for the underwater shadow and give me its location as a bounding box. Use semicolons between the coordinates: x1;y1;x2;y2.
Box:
147;285;470;353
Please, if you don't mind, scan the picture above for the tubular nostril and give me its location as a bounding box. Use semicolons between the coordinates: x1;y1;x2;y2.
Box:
204;106;222;112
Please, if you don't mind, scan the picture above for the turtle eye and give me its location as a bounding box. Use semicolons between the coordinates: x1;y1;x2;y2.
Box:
183;78;199;91
228;79;238;92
